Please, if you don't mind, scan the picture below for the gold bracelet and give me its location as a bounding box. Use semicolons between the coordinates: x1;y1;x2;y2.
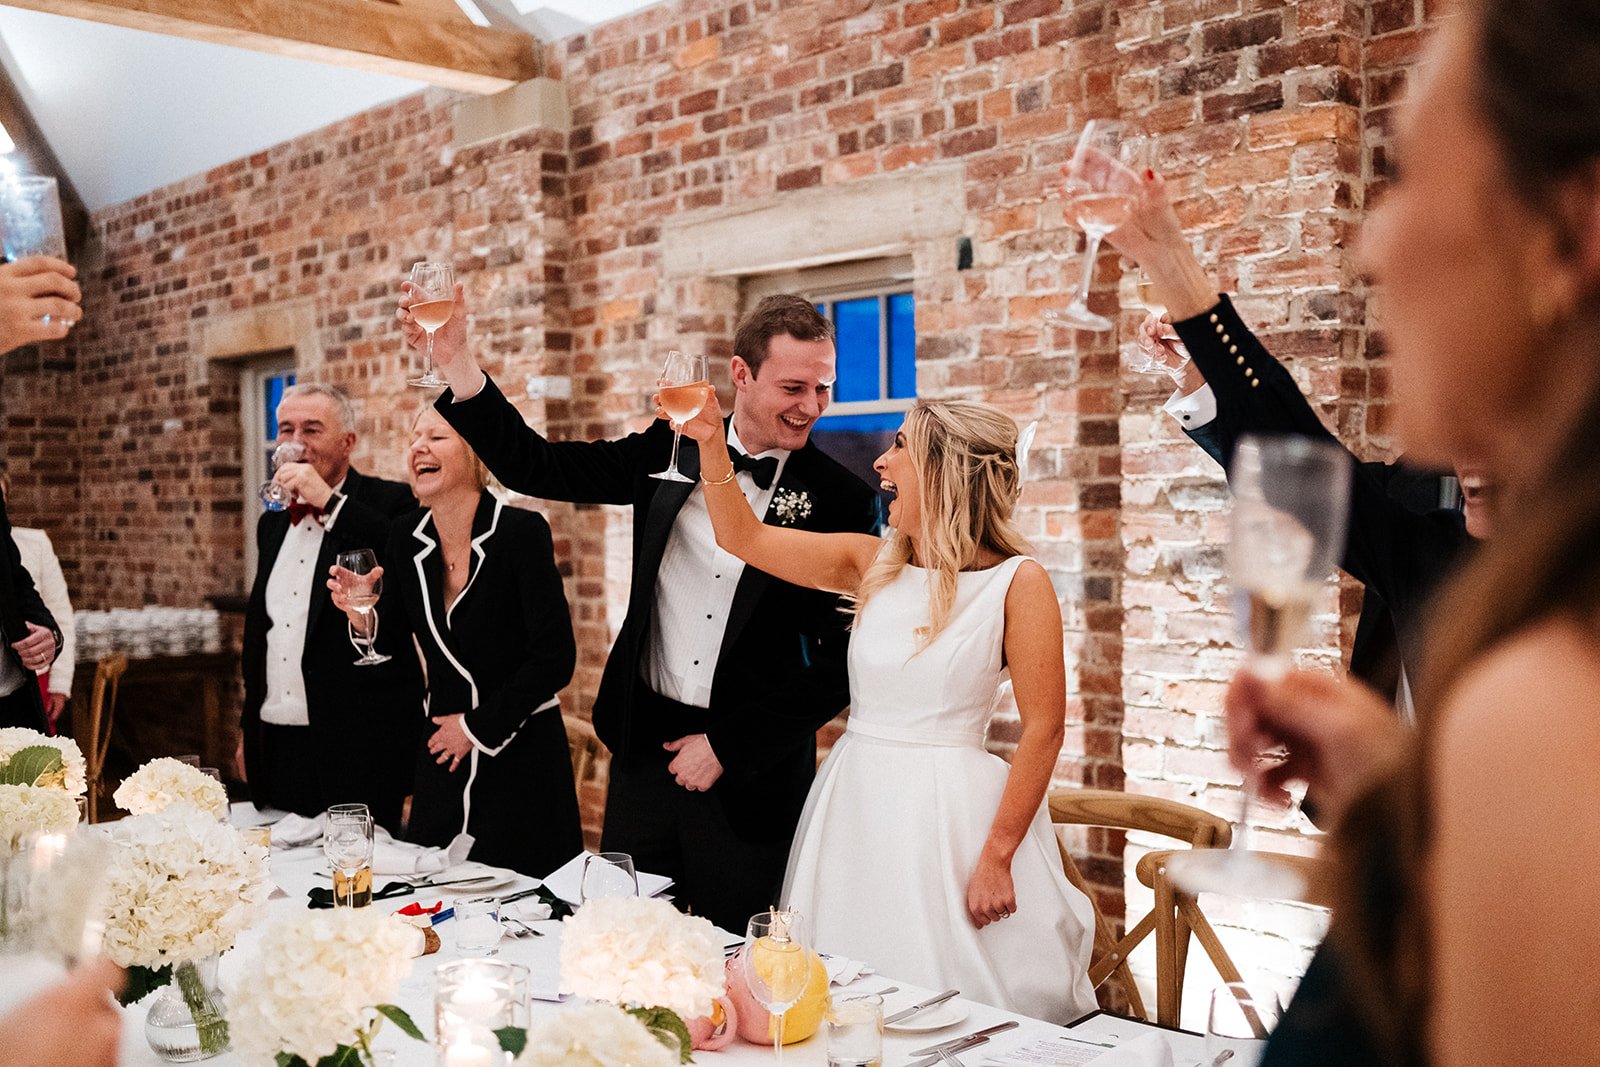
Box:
701;466;737;486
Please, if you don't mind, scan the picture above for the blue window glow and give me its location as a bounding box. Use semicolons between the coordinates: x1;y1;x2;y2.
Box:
832;297;880;403
265;373;295;444
888;293;915;399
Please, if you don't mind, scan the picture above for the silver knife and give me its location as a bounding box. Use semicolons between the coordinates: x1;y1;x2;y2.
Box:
910;1020;1020;1056
885;988;960;1025
904;1033;991;1067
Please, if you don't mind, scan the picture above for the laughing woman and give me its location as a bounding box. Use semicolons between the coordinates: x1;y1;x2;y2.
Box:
331;408;581;877
671;392;1098;1023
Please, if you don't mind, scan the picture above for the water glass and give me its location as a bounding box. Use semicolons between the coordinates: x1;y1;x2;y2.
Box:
826;993;883;1067
452;897;503;957
1206;983;1283;1067
323;812;374;908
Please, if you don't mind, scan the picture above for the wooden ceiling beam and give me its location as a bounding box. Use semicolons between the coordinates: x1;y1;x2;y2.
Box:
1;0;540;95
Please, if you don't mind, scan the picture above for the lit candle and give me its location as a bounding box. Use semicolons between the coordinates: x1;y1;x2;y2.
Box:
443;1035;493;1067
448;979;499;1021
32;833;67;865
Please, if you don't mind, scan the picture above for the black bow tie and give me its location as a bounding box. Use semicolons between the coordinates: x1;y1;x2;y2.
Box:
730;449;779;491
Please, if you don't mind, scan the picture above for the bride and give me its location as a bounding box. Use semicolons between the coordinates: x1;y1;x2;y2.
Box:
672;393;1097;1022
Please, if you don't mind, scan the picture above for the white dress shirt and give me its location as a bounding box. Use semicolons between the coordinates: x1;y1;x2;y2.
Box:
259;480;348;726
10;527;74;696
646;423;789;708
1162;382;1219;428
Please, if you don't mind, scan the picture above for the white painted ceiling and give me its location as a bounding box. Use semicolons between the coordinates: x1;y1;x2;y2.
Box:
0;0;662;212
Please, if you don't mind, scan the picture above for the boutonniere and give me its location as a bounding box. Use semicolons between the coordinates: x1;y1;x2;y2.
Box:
771;488;814;526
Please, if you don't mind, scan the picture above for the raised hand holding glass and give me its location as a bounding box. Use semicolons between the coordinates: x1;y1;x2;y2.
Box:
407;262;455;388
650;349;710;482
336;549;391;666
258;441;305;511
1048;121;1140;331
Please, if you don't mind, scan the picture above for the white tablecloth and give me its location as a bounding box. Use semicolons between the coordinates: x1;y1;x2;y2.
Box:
103;807;1194;1066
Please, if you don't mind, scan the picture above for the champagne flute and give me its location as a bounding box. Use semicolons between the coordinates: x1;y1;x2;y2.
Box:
323;811;374;908
336;549;391;666
743;909;810;1064
258;441;306;511
651;349;710;482
579;852;639;903
1170;435;1351;900
1206;983;1283;1067
407;262;455;388
1048;120;1138;331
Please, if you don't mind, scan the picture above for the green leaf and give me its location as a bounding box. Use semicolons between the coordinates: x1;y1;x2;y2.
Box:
626;1006;693;1064
373;1004;425;1042
119;963;173;1007
275;1055;311;1067
494;1026;528;1056
0;745;63;787
313;1046;364;1067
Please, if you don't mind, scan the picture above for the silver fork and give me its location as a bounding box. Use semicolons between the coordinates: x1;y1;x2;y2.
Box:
505;917;543;938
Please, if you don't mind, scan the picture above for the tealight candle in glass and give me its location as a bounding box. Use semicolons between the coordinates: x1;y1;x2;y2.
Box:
434;959;528;1056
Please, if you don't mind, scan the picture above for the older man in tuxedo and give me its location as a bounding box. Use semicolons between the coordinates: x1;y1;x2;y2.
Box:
241;383;422;832
397;288;879;929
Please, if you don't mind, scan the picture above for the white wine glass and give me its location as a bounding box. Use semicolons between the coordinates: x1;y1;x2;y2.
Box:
1206;983;1283;1067
742;909;809;1065
407;262;455;388
650;349;710;482
579;852;638;903
1171;434;1351;900
258;441;306;511
336;549;391;666
0;177;68;332
1048;120;1140;331
323;812;374;908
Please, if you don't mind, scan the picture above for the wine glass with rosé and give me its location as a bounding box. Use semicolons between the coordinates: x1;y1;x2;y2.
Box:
651;350;711;483
407;262;455;388
1048;120;1140;331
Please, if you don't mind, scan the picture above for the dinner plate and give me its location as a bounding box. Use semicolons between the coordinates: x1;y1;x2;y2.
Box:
883;999;970;1033
429;861;519;893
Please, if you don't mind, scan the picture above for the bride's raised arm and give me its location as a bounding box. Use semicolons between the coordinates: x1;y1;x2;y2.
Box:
667;390;880;596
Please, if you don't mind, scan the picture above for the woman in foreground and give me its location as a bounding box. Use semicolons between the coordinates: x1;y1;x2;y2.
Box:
671;393;1097;1023
1113;1;1600;1062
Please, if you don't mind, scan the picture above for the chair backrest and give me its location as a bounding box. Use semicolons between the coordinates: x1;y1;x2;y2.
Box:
1139;848;1332;1026
85;652;129;823
1048;787;1234;1020
563;715;605;790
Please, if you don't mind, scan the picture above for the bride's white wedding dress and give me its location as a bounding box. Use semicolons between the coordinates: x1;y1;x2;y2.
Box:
782;556;1099;1023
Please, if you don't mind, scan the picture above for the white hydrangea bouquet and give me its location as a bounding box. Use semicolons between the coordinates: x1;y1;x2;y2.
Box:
114;756;229;819
225;907;423;1067
557;895;726;1062
104;806;270;1054
513;1001;676;1067
0;727;86;850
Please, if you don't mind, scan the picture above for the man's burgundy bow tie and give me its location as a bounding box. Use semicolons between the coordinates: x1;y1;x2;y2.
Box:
288;501;325;526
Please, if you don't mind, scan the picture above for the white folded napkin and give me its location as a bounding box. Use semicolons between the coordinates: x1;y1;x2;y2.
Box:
506;898;553;921
541;851;674;904
370;833;474;878
821;954;874;986
1083;1033;1175;1067
270;813;323;848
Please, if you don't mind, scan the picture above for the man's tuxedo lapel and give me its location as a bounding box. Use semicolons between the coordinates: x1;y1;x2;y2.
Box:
306;469;365;639
636;442;700;585
717;448;814;663
255;511;291;601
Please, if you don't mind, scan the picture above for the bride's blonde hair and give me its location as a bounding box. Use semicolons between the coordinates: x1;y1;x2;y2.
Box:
850;399;1032;645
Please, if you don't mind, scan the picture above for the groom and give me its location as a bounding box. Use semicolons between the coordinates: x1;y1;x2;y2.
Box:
401;289;879;929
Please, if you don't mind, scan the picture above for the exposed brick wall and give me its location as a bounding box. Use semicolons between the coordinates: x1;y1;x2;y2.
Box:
0;0;1446;1020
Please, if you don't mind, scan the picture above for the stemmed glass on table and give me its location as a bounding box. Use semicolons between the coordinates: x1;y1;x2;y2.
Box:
407;262;455;389
1207;983;1284;1067
651;350;711;482
1169;434;1352;900
579;852;639;903
743;909;810;1064
323;809;375;908
335;548;391;666
258;441;306;511
1048;120;1140;331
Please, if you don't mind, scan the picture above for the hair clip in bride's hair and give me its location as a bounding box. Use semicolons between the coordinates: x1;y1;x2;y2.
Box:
1016;420;1039;485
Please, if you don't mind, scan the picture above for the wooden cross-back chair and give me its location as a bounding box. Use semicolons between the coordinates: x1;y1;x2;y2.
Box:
84;652;129;823
1140;848;1333;1026
563;715;605;793
1047;788;1233;1020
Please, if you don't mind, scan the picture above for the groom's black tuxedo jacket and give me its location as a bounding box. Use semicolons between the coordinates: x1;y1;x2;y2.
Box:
437;376;880;839
241;468;423;826
0;494;58;730
1171;295;1472;691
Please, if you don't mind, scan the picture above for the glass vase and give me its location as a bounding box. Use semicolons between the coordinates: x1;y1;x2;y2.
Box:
144;955;229;1061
